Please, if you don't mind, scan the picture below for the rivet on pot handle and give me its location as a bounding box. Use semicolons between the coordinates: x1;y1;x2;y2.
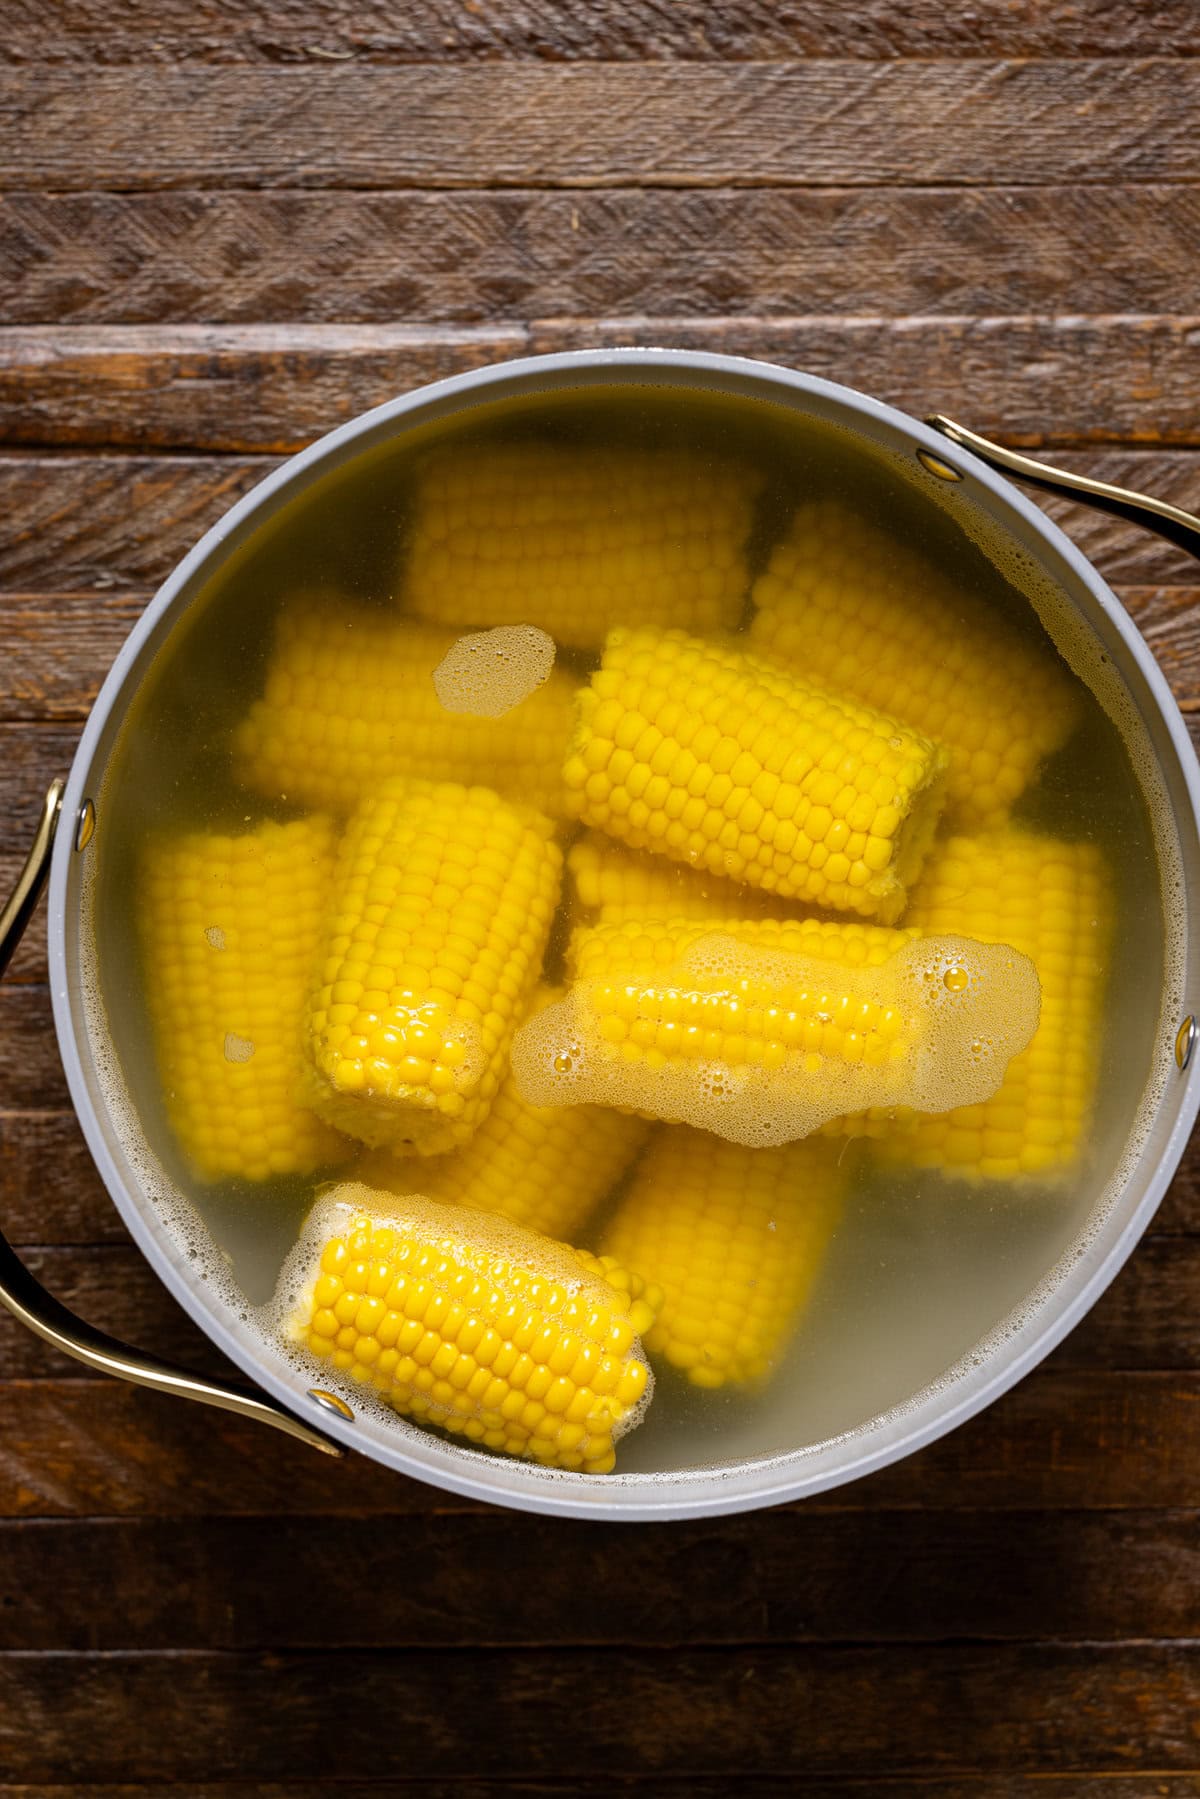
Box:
926;417;1200;565
0;783;344;1459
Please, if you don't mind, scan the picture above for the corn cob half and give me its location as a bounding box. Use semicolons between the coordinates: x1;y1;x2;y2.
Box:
233;593;576;819
603;1127;847;1388
512;914;1041;1149
876;828;1113;1181
564;626;949;922
279;1187;655;1472
750;498;1082;828
138;815;349;1183
305;779;562;1155
357;986;650;1242
404;441;762;650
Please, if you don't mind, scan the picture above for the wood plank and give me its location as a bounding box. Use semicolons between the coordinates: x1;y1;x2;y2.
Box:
0;592;146;720
0;452;273;590
2;450;1198;594
2;1787;1197;1799
2;65;1199;191
2;1370;1198;1517
5;0;1200;63
0;1112;125;1245
0;1644;1196;1781
1;1508;1196;1650
4;1230;1198;1385
5;186;1200;324
2;319;1199;452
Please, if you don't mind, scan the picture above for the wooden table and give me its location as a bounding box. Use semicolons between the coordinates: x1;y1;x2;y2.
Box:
1;5;1198;1791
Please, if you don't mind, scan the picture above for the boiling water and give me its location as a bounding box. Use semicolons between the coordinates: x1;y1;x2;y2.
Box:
83;382;1176;1477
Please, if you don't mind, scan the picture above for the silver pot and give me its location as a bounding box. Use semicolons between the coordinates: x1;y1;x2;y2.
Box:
4;349;1199;1520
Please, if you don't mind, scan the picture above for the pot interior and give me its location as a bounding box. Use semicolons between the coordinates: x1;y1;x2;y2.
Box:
63;364;1193;1499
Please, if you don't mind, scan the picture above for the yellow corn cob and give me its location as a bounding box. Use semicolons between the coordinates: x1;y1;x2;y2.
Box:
233;593;576;818
283;1188;654;1472
568;830;800;929
603;1127;846;1388
404;442;762;650
305;779;562;1155
877;829;1113;1181
564;626;948;922
750;498;1082;828
139;816;349;1183
357;987;650;1241
512;913;1041;1147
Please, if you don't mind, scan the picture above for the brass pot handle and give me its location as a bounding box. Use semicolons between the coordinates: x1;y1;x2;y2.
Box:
927;416;1200;566
0;782;343;1458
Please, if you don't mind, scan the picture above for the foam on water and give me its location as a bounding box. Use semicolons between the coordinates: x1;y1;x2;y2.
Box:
511;930;1041;1148
432;624;556;719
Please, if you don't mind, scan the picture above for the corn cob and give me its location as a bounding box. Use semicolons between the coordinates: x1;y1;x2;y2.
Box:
305;779;562;1155
404;442;762;650
563;626;948;923
139;816;349;1183
511;914;1041;1149
233;593;576;819
281;1187;654;1471
750;498;1082;829
876;829;1113;1180
568;830;800;930
357;987;650;1241
603;1127;846;1388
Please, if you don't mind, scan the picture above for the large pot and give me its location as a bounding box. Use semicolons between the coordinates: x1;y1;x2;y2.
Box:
4;349;1199;1520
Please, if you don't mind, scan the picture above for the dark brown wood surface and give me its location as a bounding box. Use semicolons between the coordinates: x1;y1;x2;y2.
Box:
0;4;1198;1791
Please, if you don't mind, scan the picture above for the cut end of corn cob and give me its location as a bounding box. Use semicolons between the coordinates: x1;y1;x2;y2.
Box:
304;778;562;1156
511;915;1041;1148
563;626;949;923
276;1186;655;1472
404;442;763;650
604;1127;847;1389
139;815;351;1183
750;498;1082;829
876;828;1113;1181
356;985;650;1242
232;592;577;818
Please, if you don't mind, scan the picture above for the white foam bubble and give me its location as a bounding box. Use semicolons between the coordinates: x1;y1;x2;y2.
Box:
510;931;1041;1148
432;624;556;719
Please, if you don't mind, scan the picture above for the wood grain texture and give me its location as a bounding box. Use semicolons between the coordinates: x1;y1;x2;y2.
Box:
4;185;1200;323
2;1509;1197;1649
1;1645;1197;1781
2;1788;1197;1799
5;1;1200;63
3;1371;1200;1518
2;450;1197;592
2;65;1199;192
2;318;1199;452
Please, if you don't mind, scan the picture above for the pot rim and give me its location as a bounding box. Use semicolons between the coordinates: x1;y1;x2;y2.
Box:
46;346;1200;1519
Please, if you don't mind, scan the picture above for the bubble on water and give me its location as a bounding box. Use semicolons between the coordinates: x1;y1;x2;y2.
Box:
432;624;556;719
511;931;1041;1149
